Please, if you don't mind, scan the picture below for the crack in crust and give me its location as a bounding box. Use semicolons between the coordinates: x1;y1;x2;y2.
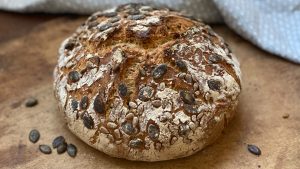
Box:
53;3;241;161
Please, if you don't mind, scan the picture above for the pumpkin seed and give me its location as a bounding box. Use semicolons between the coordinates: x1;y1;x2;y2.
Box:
39;145;52;154
29;129;40;143
67;144;77;157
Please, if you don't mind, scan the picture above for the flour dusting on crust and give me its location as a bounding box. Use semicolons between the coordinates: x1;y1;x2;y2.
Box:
53;3;241;162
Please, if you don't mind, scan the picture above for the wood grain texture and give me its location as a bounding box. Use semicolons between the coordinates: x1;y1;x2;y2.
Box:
0;12;299;169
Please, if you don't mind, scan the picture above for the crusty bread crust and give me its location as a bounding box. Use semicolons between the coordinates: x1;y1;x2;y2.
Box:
53;3;241;161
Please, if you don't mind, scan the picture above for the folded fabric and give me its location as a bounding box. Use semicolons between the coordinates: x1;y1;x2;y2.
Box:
0;0;299;63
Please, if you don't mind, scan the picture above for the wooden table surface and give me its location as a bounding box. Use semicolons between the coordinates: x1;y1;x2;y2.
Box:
0;11;299;169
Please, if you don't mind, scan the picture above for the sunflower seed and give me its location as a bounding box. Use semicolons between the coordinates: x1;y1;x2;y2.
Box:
193;83;199;91
39;145;52;154
129;101;137;109
100;126;109;134
125;113;134;120
107;122;118;129
114;129;121;139
29;129;40;143
67;144;77;157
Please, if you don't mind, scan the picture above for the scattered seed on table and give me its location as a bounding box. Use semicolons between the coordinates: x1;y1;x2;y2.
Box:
57;142;68;154
29;129;40;143
247;144;261;156
67;144;77;157
39;145;52;154
282;113;289;119
25;97;38;107
52;136;66;148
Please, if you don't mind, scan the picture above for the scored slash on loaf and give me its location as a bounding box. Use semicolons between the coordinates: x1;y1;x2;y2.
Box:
53;3;241;161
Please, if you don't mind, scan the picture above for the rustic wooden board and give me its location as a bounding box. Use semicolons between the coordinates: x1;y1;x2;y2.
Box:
0;12;299;169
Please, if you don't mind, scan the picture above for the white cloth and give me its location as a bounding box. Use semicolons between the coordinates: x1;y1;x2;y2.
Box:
1;0;299;63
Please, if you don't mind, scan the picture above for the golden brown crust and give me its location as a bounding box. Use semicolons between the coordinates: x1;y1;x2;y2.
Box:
54;3;241;161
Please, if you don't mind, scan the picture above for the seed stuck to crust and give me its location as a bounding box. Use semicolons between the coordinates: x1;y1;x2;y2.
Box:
25;97;38;107
138;86;154;101
82;112;94;129
65;41;75;50
207;79;221;91
129;138;143;148
94;94;105;114
164;48;173;57
67;144;77;157
102;12;118;17
99;23;112;31
39;145;52;154
88;21;98;29
179;123;190;136
80;96;89;110
52;136;66;149
109;16;121;23
175;60;187;71
121;121;135;135
152;64;167;79
129;101;137;109
68;71;80;83
29;129;40;143
180;91;195;104
71;99;78;111
247;144;261;156
183;104;195;114
208;54;222;63
152;100;162;108
148;124;160;140
128;14;145;20
118;83;128;97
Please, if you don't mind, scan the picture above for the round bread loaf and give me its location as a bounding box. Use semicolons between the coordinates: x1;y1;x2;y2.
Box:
53;3;241;161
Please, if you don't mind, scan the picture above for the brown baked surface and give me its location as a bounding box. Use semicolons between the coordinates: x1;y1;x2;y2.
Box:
53;4;241;161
